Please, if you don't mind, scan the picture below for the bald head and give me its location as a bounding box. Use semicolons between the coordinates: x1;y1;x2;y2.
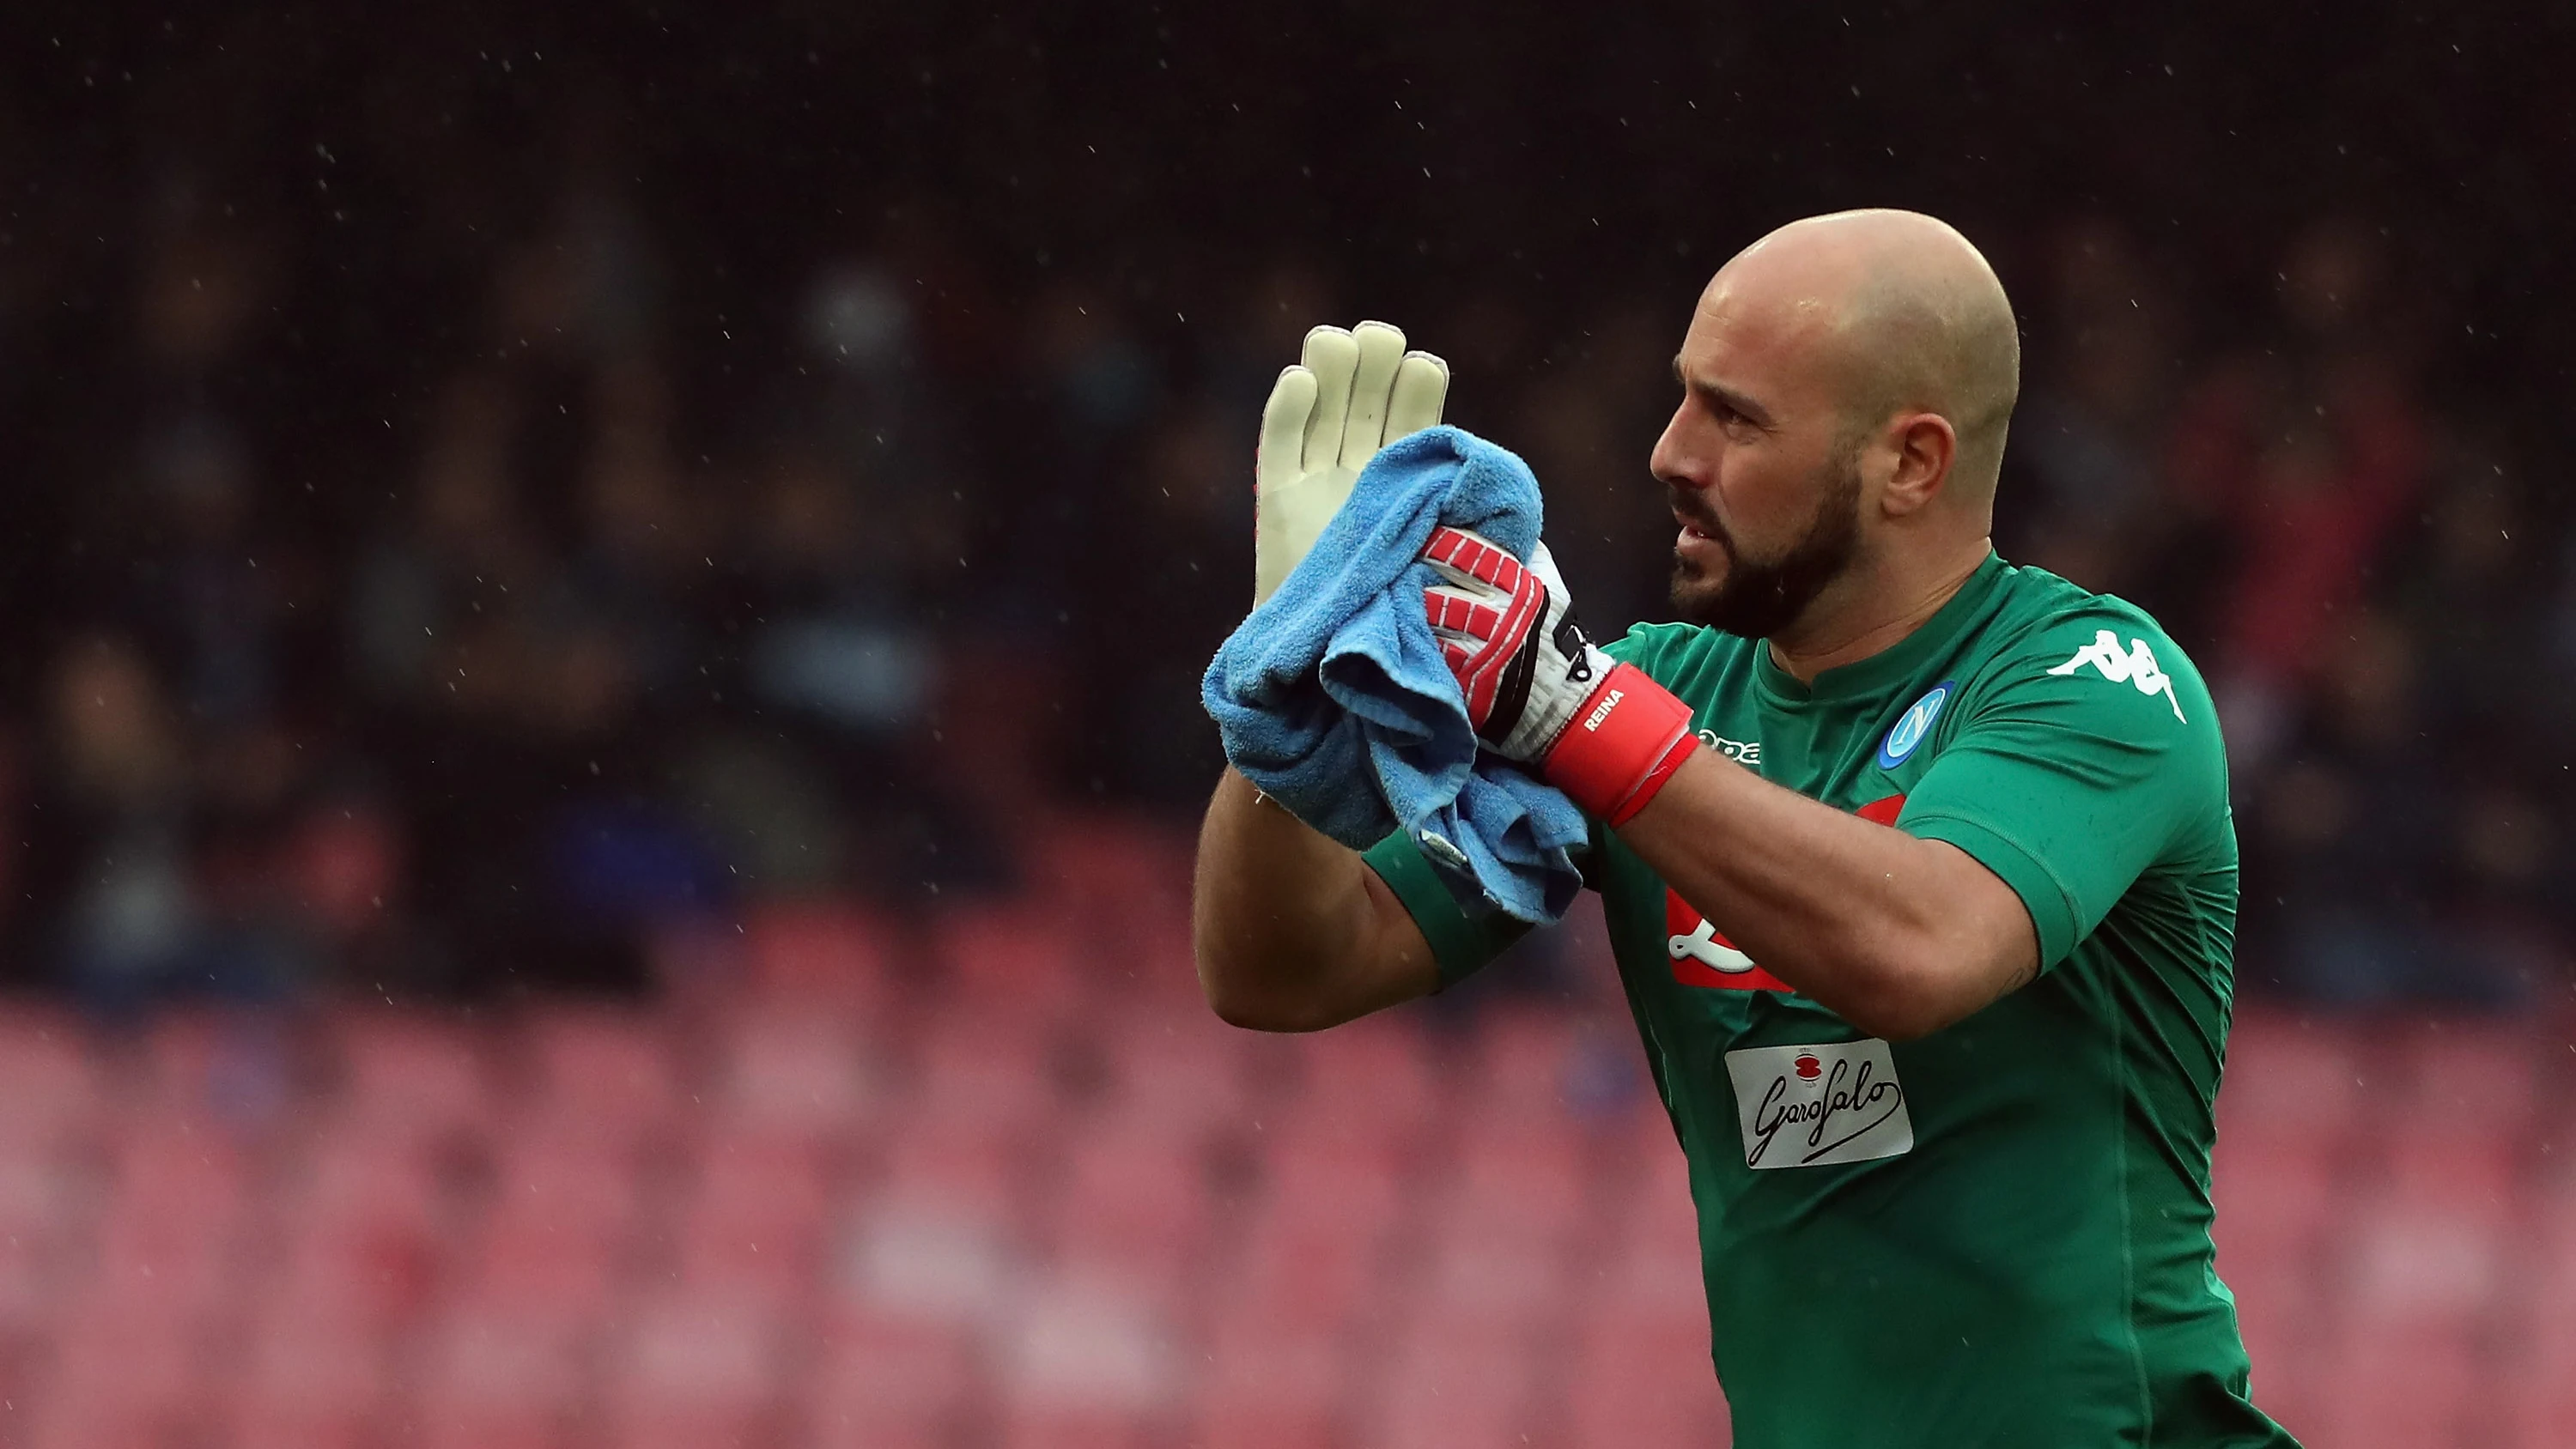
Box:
1709;209;2020;503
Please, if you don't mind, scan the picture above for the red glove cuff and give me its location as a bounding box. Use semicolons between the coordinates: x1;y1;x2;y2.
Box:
1539;662;1699;823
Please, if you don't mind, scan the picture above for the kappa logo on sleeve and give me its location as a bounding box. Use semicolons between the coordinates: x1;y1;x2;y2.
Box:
1725;1039;1914;1168
1664;794;1903;993
2046;629;2187;721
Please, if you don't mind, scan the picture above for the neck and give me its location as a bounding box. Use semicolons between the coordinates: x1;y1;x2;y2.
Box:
1765;539;1992;683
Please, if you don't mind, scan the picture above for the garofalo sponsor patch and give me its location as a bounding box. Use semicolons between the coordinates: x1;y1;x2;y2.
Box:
1724;1040;1915;1168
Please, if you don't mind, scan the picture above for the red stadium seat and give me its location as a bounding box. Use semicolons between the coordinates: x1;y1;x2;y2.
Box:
83;1200;242;1322
486;1122;648;1229
0;1005;100;1152
2339;1201;2509;1336
929;902;1089;1021
216;1306;386;1449
741;896;901;1008
288;1121;444;1234
2392;1016;2538;1141
26;1286;208;1447
1417;1210;1574;1326
457;1162;636;1331
1186;1405;1342;1449
519;1001;682;1131
841;1185;1027;1325
991;1279;1182;1437
1188;1321;1346;1449
2497;1313;2576;1448
909;1007;1066;1131
410;1410;568;1449
2300;1327;2477;1449
673;1128;836;1306
1461;1003;1584;1120
1361;1319;1541;1449
598;1292;787;1448
269;1216;440;1330
1619;1128;1705;1246
2212;1140;2342;1250
406;1307;586;1449
1581;1219;1714;1326
2210;1143;2338;1338
1090;1004;1254;1135
1566;1312;1731;1449
693;1125;837;1222
2377;1128;2521;1215
1438;1119;1588;1235
331;1009;491;1125
1024;814;1200;1005
993;1406;1157;1449
1276;1016;1442;1143
20;1392;200;1449
804;1311;977;1448
1026;812;1194;925
1048;1126;1213;1305
710;1008;884;1136
1259;1125;1409;1239
135;1007;271;1118
875;1113;1025;1210
2214;1016;2365;1151
1224;1215;1388;1334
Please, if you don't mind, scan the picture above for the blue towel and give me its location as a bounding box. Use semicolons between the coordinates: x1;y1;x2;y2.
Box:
1202;425;1588;925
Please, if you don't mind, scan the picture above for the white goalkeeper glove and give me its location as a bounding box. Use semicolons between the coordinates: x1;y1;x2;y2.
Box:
1254;320;1449;605
1422;526;1700;826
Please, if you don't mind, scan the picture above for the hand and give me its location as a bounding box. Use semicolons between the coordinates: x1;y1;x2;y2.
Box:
1422;526;1699;825
1255;321;1449;605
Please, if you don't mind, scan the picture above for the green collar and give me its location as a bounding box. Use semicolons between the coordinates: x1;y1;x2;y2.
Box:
1752;549;2008;707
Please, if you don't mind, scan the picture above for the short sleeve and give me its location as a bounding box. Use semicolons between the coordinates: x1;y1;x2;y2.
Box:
1897;614;2227;969
1364;831;1535;990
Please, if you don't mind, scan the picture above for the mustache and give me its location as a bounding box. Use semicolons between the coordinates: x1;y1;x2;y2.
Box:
1668;490;1729;549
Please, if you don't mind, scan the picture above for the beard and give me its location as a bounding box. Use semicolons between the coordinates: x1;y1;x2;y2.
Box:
1668;450;1863;640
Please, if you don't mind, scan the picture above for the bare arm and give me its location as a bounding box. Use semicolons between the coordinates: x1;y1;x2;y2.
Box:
1190;769;1441;1031
1619;749;2038;1041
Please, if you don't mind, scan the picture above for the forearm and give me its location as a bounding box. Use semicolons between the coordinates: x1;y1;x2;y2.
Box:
1617;750;2036;1040
1190;769;1438;1031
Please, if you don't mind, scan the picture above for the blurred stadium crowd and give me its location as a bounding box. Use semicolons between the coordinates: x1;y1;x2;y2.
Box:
1;8;2572;1448
0;13;2564;1016
4;136;2571;1015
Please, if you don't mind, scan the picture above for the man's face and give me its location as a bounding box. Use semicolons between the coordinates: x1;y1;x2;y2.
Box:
1649;271;1869;640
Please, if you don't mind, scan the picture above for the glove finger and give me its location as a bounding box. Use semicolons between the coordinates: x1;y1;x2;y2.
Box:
1338;320;1408;467
1424;526;1525;591
1386;350;1449;439
1300;325;1360;472
1421;553;1502;597
1526;540;1571;596
1257;366;1319;494
1425;583;1506;641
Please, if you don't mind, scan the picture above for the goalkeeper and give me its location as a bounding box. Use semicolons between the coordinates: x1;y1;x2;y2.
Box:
1194;209;2300;1447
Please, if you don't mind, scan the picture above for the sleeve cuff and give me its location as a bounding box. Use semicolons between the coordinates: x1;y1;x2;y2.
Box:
1362;833;1516;991
1899;811;2082;969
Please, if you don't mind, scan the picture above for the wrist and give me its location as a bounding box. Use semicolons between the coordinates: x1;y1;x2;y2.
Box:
1537;662;1698;823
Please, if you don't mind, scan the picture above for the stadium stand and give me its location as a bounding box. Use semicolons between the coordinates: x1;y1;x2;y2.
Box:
0;825;2565;1448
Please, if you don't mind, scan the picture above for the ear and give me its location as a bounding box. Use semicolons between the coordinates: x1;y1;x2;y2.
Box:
1880;412;1956;518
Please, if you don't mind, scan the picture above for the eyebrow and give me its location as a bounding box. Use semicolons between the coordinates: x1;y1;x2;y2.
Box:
1672;354;1773;428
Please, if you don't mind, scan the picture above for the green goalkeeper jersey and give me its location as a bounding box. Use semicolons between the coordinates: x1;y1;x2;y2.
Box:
1365;552;2300;1448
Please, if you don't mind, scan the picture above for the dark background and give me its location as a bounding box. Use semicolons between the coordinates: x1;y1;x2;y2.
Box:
3;2;2572;1009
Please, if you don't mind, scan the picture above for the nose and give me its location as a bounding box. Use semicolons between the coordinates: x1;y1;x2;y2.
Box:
1649;399;1708;492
